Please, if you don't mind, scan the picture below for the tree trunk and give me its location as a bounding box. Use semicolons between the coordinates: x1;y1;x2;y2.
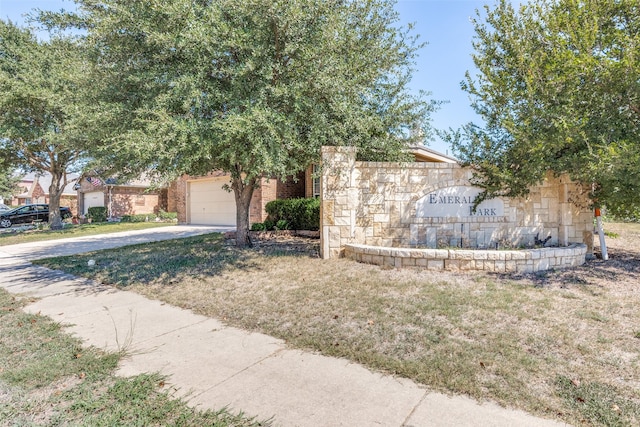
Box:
48;171;65;230
232;176;257;248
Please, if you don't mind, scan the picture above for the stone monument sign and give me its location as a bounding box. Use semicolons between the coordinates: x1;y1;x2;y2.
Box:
416;186;504;218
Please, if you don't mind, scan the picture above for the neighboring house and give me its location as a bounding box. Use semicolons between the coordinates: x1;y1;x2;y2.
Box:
408;145;458;163
171;145;456;227
169;170;306;226
10;172;79;216
77;175;167;218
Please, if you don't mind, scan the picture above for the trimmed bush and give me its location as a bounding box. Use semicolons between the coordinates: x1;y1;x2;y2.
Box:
251;222;266;231
87;207;107;223
263;219;275;231
157;210;177;221
121;214;150;223
265;198;319;230
120;211;177;222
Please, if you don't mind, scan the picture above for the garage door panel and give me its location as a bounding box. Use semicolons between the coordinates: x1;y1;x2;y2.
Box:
189;179;236;226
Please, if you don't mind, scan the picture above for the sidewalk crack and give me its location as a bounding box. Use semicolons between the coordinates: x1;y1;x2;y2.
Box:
190;347;287;399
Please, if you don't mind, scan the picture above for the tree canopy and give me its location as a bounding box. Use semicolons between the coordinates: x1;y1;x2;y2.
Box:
0;164;21;202
48;0;436;245
0;21;89;228
447;0;640;218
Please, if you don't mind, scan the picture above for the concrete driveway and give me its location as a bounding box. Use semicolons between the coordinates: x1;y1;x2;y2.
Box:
0;225;231;263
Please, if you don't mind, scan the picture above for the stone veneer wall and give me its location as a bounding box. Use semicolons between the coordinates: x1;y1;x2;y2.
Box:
321;146;593;260
345;243;587;273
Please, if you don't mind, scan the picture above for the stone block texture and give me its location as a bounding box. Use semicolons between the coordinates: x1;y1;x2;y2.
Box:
321;146;593;260
344;244;588;273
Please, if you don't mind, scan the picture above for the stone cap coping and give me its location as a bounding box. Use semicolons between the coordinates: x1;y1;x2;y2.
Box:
344;243;587;261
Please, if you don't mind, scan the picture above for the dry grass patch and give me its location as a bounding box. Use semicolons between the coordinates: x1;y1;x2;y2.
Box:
35;224;640;426
0;289;266;426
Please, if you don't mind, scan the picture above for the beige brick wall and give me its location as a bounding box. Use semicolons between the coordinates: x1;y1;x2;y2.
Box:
110;188;160;217
321;146;593;259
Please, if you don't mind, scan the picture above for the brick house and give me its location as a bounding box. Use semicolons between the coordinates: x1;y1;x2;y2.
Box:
11;172;79;216
171;145;455;227
77;175;167;218
169;170;305;226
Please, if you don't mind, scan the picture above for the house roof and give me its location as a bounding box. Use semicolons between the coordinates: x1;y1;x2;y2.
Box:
17;172;80;197
103;172;164;188
409;145;458;163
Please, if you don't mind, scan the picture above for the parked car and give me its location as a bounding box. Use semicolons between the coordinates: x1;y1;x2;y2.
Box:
0;203;10;212
0;204;72;228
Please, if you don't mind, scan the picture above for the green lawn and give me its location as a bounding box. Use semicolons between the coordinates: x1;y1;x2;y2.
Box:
0;221;174;246
0;289;265;426
34;223;640;426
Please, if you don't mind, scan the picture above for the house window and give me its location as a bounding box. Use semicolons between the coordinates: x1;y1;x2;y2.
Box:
312;164;321;198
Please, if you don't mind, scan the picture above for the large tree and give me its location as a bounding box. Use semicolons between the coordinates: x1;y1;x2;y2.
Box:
447;0;640;217
0;21;89;229
0;164;21;202
46;0;436;246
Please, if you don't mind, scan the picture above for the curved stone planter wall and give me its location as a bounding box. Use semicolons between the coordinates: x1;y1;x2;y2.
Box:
320;146;594;260
344;243;587;273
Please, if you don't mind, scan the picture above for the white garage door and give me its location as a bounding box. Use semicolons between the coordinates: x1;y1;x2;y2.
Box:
83;191;105;214
189;179;236;226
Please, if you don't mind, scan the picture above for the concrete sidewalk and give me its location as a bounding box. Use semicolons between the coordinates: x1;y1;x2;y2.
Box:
0;230;569;426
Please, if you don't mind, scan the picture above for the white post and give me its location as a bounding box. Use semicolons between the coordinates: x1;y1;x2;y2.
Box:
595;208;608;261
108;186;113;219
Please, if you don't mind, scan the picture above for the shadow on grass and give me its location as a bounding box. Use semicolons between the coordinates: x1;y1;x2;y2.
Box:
492;248;640;289
32;233;320;289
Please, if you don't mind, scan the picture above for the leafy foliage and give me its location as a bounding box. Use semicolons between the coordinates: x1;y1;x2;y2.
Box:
446;0;640;214
265;197;320;230
120;211;177;222
44;0;436;245
0;21;89;228
120;214;152;223
0;165;21;200
87;206;107;222
250;222;267;231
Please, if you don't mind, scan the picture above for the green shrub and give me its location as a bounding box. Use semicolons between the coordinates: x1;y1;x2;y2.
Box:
87;207;107;223
263;219;275;231
251;222;266;231
121;214;150;223
157;210;177;221
275;219;289;230
265;198;319;230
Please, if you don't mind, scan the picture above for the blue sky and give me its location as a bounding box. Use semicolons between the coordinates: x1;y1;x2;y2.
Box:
0;0;493;155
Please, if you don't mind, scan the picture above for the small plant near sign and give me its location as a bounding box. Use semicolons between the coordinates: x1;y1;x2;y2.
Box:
604;230;619;238
275;219;289;230
250;219;289;232
251;222;266;231
534;233;552;247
